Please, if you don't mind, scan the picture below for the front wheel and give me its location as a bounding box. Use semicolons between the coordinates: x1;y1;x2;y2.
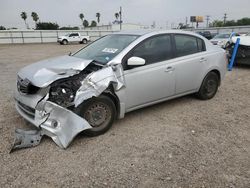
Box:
82;39;88;44
75;95;116;136
196;72;219;100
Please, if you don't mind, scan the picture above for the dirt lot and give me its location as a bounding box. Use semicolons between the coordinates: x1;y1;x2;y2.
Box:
0;43;250;188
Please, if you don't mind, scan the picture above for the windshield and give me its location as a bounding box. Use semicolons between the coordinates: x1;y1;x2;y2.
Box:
73;34;139;64
213;34;230;39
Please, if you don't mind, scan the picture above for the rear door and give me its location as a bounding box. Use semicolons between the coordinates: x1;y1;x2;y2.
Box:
68;33;80;42
173;34;207;94
122;34;176;110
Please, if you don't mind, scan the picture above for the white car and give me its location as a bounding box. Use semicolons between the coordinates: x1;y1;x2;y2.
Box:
210;33;240;48
57;32;90;45
13;30;227;151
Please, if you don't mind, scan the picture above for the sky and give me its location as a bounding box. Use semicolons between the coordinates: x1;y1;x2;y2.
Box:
0;0;249;29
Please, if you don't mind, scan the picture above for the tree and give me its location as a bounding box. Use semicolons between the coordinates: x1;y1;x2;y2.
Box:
96;12;101;24
224;20;236;26
237;17;250;26
83;20;89;28
36;22;59;30
210;17;250;27
60;26;79;30
90;20;97;27
211;20;224;27
31;12;39;25
20;11;28;29
0;26;6;30
79;13;84;26
115;13;119;20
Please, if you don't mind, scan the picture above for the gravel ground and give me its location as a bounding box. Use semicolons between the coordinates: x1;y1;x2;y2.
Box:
0;43;250;188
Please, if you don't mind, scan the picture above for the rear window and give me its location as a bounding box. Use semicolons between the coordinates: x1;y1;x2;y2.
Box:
174;35;205;57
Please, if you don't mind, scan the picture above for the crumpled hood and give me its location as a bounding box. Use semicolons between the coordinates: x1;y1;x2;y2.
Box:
18;55;93;87
232;36;250;46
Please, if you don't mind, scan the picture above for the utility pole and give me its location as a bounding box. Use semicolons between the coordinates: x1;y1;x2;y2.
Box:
206;15;210;28
119;6;122;30
223;13;227;25
185;17;188;26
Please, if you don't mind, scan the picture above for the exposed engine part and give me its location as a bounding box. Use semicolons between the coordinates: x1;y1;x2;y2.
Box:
49;63;102;107
10;129;43;153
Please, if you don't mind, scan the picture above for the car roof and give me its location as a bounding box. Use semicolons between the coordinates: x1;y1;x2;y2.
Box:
112;29;203;38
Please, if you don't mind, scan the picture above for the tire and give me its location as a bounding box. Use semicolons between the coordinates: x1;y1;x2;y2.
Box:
62;39;68;45
196;72;219;100
82;39;87;44
75;95;116;137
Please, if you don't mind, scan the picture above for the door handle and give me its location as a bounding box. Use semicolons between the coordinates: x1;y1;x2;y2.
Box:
200;58;206;63
165;66;175;72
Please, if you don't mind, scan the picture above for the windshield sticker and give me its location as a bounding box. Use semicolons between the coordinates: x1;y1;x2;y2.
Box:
102;48;118;53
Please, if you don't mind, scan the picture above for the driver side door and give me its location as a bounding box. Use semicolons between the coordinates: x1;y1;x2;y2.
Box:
122;34;176;111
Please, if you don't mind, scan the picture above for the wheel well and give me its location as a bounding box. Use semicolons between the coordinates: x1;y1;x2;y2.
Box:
102;86;120;119
210;69;221;85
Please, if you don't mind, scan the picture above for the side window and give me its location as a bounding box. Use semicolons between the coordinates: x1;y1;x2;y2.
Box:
175;35;203;57
130;35;172;65
197;38;205;52
70;33;78;37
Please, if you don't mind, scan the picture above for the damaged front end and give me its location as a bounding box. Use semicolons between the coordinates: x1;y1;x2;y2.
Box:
13;58;124;151
227;36;250;65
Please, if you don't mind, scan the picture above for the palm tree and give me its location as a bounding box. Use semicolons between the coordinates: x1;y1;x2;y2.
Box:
115;13;119;20
79;13;84;26
31;12;39;25
96;12;101;24
20;12;28;29
83;20;89;28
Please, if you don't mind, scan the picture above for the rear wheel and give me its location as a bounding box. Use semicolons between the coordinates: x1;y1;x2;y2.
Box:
196;72;219;100
75;95;116;136
62;39;68;45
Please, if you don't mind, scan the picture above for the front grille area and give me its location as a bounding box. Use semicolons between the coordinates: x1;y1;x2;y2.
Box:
17;101;35;119
17;77;40;94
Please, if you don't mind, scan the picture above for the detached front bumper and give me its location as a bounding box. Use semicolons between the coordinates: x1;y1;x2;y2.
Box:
14;89;92;150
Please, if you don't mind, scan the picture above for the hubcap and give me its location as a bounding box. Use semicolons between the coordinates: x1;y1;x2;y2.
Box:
84;102;111;128
205;79;217;94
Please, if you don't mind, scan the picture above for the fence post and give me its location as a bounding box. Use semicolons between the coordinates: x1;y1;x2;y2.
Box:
40;31;43;43
21;31;24;44
10;31;13;44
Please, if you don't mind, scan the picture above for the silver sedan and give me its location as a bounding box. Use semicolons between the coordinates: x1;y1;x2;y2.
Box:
13;30;227;150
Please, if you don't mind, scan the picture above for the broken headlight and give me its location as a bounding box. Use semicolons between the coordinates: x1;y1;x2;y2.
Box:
48;63;103;108
49;74;86;107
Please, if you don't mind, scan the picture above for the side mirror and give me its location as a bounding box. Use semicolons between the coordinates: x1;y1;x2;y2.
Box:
127;57;145;66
